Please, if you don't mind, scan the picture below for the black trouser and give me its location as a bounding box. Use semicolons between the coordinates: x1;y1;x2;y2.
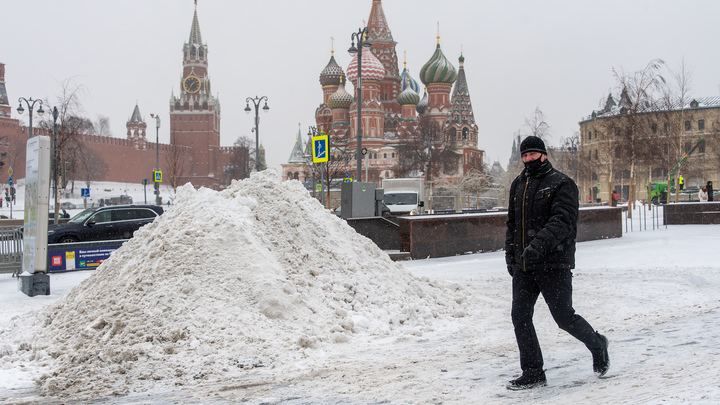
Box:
511;268;602;371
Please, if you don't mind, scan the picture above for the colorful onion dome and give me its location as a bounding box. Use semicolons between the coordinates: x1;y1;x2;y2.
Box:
319;55;345;86
416;89;428;114
346;49;385;83
400;66;420;93
328;77;354;109
420;44;457;85
397;87;420;106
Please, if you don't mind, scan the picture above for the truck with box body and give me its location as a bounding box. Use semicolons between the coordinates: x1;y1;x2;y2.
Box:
381;178;424;216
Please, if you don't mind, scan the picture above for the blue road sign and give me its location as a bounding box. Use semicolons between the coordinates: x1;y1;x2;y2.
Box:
7;176;13;186
312;134;329;163
81;188;90;198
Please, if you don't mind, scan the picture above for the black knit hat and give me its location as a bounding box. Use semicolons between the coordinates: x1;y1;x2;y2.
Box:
519;136;547;155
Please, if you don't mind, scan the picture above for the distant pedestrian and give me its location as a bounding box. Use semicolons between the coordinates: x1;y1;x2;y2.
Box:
699;186;708;202
708;181;714;202
505;136;609;390
611;190;620;207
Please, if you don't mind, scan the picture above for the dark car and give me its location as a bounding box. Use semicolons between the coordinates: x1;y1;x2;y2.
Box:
47;204;163;244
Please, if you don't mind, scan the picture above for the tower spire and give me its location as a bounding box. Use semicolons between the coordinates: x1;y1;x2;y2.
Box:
436;22;441;45
367;0;394;42
189;2;202;45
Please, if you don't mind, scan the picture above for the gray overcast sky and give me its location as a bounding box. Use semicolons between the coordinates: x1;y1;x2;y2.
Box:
3;0;720;170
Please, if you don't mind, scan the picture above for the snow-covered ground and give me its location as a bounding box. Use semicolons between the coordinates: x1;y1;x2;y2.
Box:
1;220;718;403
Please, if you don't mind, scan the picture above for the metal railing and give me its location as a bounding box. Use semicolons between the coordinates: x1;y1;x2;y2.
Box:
0;226;23;275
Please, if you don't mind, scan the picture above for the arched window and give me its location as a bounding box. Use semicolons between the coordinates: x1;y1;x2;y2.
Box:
287;172;293;180
293;172;299;180
462;127;469;140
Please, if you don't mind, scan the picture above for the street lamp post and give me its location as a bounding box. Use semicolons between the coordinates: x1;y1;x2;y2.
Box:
349;27;370;182
16;97;45;138
51;107;59;224
244;96;269;172
149;113;161;205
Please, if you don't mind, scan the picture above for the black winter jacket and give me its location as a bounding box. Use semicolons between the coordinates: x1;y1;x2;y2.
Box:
505;160;579;272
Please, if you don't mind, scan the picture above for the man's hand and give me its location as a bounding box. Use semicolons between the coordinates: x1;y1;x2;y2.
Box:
522;245;542;262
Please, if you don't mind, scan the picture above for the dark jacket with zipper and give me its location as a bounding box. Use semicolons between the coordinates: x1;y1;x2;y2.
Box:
505;160;579;273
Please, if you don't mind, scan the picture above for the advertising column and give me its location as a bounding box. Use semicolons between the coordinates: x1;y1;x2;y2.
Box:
19;135;51;296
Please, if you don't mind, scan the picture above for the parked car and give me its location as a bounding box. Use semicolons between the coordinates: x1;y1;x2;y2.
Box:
47;204;163;243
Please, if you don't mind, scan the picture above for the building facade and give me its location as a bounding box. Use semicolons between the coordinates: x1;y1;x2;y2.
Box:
283;0;484;186
0;3;247;189
579;93;720;203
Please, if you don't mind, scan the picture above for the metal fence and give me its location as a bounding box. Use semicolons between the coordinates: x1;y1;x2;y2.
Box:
0;227;23;275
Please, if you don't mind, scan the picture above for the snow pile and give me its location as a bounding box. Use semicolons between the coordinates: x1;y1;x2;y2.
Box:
2;170;465;399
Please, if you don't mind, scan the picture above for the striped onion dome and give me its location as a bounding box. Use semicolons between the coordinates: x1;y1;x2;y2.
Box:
346;49;385;83
319;55;345;86
416;89;428;114
420;44;457;85
397;87;420;106
400;66;420;93
328;78;354;109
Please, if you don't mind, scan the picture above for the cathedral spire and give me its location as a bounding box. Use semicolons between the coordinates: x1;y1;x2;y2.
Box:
367;0;393;43
450;54;475;124
129;103;143;123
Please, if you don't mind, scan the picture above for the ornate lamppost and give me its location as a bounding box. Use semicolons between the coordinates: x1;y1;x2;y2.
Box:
244;96;269;172
348;27;370;182
16;97;45;138
149;113;161;205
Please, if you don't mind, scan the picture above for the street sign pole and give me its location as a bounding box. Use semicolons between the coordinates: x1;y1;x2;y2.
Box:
311;133;329;208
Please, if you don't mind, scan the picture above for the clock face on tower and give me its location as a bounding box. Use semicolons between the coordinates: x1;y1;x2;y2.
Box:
183;75;201;94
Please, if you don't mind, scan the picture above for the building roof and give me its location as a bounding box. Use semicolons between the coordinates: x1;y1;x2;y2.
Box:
288;125;306;163
319;55;344;86
367;0;394;43
584;96;720;122
346;49;385;83
129;104;143;123
328;78;353;109
420;43;457;85
397;86;420;106
449;54;475;124
189;6;202;45
400;64;420;94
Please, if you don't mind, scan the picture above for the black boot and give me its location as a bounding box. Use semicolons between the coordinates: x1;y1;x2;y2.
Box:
591;332;610;377
506;368;547;390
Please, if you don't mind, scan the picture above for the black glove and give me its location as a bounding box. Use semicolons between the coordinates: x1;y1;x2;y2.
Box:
522;245;542;262
507;265;514;277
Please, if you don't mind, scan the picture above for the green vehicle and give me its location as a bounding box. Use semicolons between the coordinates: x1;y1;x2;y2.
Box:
648;182;669;205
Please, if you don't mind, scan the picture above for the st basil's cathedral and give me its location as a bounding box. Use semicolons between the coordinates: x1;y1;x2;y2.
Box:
283;0;484;185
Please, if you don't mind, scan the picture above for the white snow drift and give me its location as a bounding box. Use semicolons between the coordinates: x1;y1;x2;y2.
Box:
0;170;464;399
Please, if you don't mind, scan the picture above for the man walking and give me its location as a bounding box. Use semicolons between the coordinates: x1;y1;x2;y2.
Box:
505;136;609;390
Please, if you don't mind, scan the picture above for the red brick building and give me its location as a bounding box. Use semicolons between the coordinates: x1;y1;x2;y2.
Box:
283;0;484;185
0;3;245;189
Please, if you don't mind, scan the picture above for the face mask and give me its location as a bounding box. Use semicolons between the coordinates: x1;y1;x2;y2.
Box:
524;157;544;172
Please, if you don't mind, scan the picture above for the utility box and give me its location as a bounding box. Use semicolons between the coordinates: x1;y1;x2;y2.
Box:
341;182;376;219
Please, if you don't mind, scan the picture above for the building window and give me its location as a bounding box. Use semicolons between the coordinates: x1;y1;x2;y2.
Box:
685;120;691;131
651;123;658;134
699;139;706;153
385;171;390;177
593;149;598;160
684;141;692;153
462;127;469;140
383;153;387;159
391;152;395;158
698;119;705;131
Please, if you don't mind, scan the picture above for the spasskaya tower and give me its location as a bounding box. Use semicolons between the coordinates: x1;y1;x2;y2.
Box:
169;1;221;187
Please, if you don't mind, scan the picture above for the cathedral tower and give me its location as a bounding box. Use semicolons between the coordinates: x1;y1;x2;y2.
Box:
367;0;401;115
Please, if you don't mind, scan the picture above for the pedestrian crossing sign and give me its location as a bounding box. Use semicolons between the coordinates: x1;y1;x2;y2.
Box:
153;170;163;183
311;134;329;163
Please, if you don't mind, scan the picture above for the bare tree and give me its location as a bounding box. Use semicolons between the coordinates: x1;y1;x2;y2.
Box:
165;144;190;191
307;129;354;207
524;106;550;140
94;115;112;137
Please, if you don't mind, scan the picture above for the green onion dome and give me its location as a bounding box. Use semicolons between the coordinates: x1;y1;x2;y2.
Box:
419;44;457;85
397;86;420;106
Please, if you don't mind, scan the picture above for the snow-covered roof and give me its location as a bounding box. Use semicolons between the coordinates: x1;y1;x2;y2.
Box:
583;96;720;122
